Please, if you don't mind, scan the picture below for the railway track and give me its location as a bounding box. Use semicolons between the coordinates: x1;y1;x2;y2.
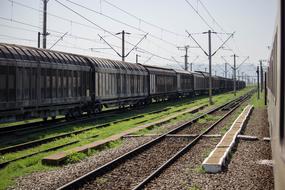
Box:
56;90;253;190
0;102;206;169
0;107;135;136
0;107;172;154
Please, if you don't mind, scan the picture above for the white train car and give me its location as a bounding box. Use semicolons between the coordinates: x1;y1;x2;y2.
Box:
267;0;285;189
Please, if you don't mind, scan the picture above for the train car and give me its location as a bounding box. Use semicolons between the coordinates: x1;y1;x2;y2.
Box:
267;0;285;189
192;72;207;95
225;78;234;91
89;58;148;111
142;65;177;101
212;75;220;92
218;76;227;92
0;43;92;122
173;69;194;97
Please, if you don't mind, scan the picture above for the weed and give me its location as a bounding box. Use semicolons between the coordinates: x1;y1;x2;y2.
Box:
0;87;254;190
188;184;201;190
202;149;212;158
194;165;206;174
65;152;87;164
96;177;108;184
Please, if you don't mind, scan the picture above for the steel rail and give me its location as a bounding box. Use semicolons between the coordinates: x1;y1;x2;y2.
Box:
56;91;253;190
0;107;171;154
132;92;251;189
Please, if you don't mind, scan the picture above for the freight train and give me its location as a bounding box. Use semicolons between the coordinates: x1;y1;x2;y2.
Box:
267;0;285;189
0;43;245;122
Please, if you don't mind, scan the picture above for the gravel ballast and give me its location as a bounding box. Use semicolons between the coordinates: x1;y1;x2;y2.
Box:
143;108;273;190
82;137;192;190
9;137;155;190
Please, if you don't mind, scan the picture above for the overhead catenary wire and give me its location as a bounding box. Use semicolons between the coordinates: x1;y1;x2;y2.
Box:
0;16;123;50
54;0;184;64
10;0;182;49
101;0;186;37
64;0;181;48
5;0;185;64
184;0;236;54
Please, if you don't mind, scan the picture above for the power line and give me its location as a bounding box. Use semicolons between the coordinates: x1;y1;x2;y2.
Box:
10;0;182;48
3;0;184;64
184;0;236;54
8;0;103;32
65;0;180;48
0;16;122;49
102;0;185;37
197;0;227;33
54;0;184;64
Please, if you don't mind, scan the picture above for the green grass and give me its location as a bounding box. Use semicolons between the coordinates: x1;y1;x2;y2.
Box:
194;165;206;174
250;90;266;108
220;105;245;135
197;114;221;124
188;185;201;190
0;87;254;190
95;177;108;184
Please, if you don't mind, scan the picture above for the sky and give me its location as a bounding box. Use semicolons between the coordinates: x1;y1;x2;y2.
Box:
0;0;278;80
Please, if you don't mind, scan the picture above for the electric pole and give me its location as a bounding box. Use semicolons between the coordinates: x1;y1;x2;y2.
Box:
260;60;263;92
136;54;141;63
37;32;41;48
178;45;190;71
116;30;131;62
100;31;147;62
232;54;237;96
42;0;48;49
207;30;213;104
225;62;227;78
186;30;234;105
237;70;240;90
257;66;260;99
265;72;267;105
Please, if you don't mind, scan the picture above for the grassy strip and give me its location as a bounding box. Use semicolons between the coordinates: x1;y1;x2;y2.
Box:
250;90;266;108
133;88;252;136
0;87;253;190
